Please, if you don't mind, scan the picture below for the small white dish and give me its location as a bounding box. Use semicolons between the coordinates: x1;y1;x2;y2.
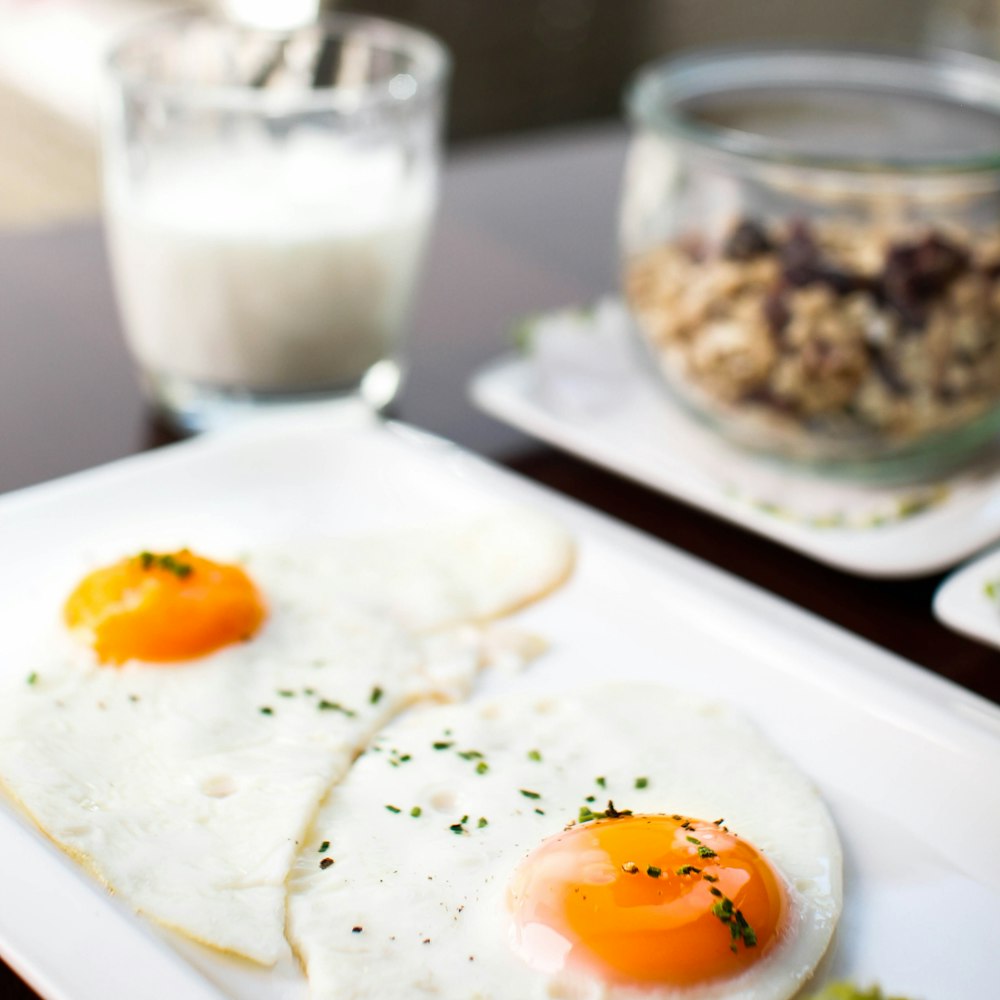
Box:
470;300;1000;578
933;547;1000;648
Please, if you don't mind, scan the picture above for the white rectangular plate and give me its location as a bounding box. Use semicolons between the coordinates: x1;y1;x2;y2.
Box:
1;406;998;1000
470;301;1000;578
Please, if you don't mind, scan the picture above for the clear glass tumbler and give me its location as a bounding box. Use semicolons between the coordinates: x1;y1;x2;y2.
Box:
102;12;449;432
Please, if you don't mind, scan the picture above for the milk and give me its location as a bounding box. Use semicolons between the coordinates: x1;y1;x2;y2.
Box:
105;135;435;393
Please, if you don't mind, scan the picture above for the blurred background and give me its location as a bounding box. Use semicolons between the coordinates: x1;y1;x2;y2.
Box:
1;0;998;227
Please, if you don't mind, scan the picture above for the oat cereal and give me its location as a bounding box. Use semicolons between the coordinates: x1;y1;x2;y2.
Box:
626;219;1000;461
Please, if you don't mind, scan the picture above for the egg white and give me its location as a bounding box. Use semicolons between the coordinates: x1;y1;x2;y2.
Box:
253;505;575;635
0;509;574;964
287;684;842;1000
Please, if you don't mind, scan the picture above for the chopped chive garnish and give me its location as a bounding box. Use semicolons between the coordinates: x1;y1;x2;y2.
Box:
635;776;649;789
676;865;701;876
449;823;465;834
710;886;723;897
410;806;422;818
432;741;453;750
686;835;701;845
527;749;542;762
534;808;545;815
138;552;193;578
318;840;330;853
646;866;662;878
703;873;718;883
585;795;595;803
596;776;606;788
318;700;356;716
370;686;383;704
709;892;757;950
478;817;488;828
519;789;541;800
578;800;633;824
162;554;192;578
385;804;401;814
457;750;483;760
278;689;295;698
697;846;718;858
26;672;37;686
475;761;489;775
259;706;274;715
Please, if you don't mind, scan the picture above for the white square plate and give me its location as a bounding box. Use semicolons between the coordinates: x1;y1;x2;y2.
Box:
1;406;998;1000
470;301;1000;578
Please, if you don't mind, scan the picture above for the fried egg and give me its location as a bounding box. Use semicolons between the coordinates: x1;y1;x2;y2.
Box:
287;685;841;999
0;509;573;965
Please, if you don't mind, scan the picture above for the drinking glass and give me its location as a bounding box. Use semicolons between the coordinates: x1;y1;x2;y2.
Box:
102;12;449;432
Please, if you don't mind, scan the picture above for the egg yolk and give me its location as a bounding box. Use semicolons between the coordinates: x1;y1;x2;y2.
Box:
64;550;266;664
507;813;787;987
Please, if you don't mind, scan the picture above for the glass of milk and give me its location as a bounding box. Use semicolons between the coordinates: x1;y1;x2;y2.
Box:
102;12;449;432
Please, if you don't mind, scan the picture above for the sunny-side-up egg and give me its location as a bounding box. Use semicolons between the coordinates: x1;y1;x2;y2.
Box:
287;684;842;1000
0;509;573;965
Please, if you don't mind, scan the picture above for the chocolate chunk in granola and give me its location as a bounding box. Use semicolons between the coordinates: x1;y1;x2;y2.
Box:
779;221;873;296
722;220;773;261
817;268;876;297
882;234;970;328
779;221;821;287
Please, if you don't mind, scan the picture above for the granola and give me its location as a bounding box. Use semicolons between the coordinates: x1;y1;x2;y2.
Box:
625;218;1000;461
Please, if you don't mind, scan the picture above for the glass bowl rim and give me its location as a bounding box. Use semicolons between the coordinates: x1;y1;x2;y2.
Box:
105;9;451;115
625;44;1000;176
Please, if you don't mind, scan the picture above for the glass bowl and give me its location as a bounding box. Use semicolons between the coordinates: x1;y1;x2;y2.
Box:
620;47;1000;480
